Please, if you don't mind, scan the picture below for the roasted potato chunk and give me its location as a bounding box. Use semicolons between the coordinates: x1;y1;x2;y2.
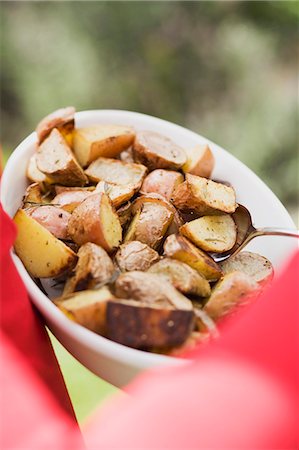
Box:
107;299;194;349
13;209;77;278
115;271;193;310
68;193;122;252
22;183;43;206
26;205;71;240
27;153;48;184
119;147;135;163
124;201;173;250
63;243;115;296
180;214;237;253
148;258;211;297
133;130;187;170
36;106;75;145
141;169;184;201
85;157;147;189
52;190;93;213
220;251;274;287
116;241;160;272
163;234;222;281
73;124;135;167
57;286;115;335
172;174;237;215
203;271;258;320
182;144;215;178
117;202;133;229
36;128;88;186
95;181;137;208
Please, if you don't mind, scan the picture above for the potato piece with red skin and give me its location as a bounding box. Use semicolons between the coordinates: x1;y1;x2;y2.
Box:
63;243;115;296
182;144;215;178
52;190;93;213
36;106;75;145
220;251;274;288
116;241;160;272
36;129;88;187
133;130;187;170
95;181;137;208
163;234;222;282
68;193;122;252
22;183;43;206
203;271;259;321
172;174;237;215
141;169;184;201
27;205;71;240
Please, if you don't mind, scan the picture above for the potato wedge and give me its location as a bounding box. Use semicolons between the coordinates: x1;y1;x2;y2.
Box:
68;193;122;252
95;181;137;208
107;299;194;349
27;153;48;184
172;174;237;215
56;286;115;335
116;241;160;272
26;205;71;240
13;209;77;278
85;157;147;190
36;128;88;186
133;130;186;170
52;190;93;213
22;183;43;206
182;144;215;178
115;271;193;311
203;271;258;320
220;251;274;287
180;214;237;253
63;243;115;296
163;234;222;281
117;202;133;229
148;258;211;297
124;201;173;250
73;125;135;167
141;169;184;201
36;106;75;145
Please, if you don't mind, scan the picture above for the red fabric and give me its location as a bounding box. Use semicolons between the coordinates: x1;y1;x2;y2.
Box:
1;203;298;449
0;205;80;446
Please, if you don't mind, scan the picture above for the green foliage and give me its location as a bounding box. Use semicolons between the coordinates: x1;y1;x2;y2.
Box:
1;1;298;208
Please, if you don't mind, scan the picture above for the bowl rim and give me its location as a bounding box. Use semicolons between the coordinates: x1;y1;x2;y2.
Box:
1;108;296;371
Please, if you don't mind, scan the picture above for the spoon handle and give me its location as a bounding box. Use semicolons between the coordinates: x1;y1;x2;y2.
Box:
233;227;299;257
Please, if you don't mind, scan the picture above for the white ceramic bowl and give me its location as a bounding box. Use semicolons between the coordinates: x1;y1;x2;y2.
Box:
1;110;297;387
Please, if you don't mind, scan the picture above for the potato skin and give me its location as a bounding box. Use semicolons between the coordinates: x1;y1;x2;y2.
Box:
163;234;222;282
63;242;115;296
220;251;274;287
27;205;71;240
172;174;237;215
52;190;93;213
133;130;187;170
116;241;160;272
182;144;215;178
141;169;184;201
124;202;173;250
26;154;48;184
36;128;88;186
180;214;237;253
203;271;258;320
67;193;122;252
14;209;77;278
95;181;137;208
22;183;43;206
148;258;211;297
36;106;75;145
107;299;194;349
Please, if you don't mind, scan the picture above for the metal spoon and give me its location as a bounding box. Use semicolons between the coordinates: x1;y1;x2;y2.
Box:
212;204;299;262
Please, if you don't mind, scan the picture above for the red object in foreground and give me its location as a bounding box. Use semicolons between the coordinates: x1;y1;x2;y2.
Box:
0;203;298;449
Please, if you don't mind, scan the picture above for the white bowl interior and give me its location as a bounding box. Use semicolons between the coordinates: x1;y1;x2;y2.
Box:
1;109;297;387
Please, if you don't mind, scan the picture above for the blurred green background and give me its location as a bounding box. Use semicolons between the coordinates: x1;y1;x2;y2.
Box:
1;0;298;423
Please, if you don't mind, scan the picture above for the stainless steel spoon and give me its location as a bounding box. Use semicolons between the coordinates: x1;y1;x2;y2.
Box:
212;204;299;262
